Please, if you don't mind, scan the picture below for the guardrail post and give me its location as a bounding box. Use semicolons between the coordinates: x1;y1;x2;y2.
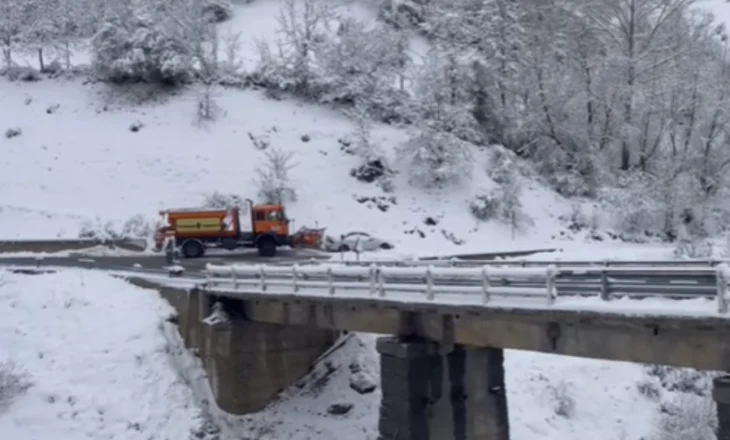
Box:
545;265;557;305
425;265;434;301
35;255;43;268
369;264;377;296
231;266;238;289
292;264;299;293
600;269;610;301
481;266;490;304
259;265;267;292
378;268;385;297
717;265;728;314
327;266;334;295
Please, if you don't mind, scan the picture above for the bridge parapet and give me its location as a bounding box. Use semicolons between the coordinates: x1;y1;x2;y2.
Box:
204;261;730;314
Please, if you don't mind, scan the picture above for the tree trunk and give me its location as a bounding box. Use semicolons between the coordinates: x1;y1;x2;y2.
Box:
37;48;45;72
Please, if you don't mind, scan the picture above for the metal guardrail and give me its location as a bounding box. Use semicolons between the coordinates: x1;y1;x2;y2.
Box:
294;259;730;268
204;262;730;313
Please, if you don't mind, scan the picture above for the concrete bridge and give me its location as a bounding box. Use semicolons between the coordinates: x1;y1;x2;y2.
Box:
81;260;730;440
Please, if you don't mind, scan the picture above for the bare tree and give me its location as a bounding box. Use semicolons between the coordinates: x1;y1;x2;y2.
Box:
254;148;299;204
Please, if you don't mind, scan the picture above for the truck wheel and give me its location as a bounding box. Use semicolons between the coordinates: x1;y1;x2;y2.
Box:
257;238;277;257
181;240;205;258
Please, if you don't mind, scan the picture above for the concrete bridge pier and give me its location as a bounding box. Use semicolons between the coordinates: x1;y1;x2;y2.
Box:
714;375;730;440
377;336;510;440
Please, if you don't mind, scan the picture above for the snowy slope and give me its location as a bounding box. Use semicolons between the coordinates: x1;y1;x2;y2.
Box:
0;70;577;257
0;269;211;440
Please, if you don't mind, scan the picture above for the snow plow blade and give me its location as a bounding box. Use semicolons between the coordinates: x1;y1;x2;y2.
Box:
291;226;326;249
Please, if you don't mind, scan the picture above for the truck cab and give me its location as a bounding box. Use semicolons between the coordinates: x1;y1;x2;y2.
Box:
247;204;291;257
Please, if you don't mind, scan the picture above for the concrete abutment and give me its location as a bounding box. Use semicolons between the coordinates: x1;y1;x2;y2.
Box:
377;336;510;440
157;286;337;414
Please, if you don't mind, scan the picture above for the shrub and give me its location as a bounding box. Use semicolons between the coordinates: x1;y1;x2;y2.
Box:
653;394;716;440
202;192;246;209
397;127;472;188
470;190;501;221
4;127;21;139
548;380;575;418
0;360;32;412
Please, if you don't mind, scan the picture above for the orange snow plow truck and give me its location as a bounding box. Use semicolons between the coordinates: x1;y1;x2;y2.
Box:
153;200;325;258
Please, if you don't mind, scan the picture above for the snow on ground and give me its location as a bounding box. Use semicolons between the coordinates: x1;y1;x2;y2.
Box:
0;70;574;256
0;269;210;440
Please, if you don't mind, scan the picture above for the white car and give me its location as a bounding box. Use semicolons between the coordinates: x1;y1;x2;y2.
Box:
324;231;393;252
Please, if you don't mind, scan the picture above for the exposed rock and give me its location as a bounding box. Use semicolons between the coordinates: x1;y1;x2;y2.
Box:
349;372;376;394
327;402;354;415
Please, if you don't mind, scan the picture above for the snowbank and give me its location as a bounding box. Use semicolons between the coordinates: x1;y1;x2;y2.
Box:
0;269;206;440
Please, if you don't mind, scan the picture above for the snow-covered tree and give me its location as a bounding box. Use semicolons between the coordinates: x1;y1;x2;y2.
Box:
254;0;334;96
0;1;23;68
314;17;407;119
397;124;473;188
90;0;218;84
409;48;481;143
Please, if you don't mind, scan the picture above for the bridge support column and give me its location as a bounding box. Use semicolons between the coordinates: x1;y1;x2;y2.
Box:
377;336;510;440
714;375;730;440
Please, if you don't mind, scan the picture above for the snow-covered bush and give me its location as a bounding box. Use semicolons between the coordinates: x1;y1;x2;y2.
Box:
202;192;246;209
203;0;234;23
470;175;529;233
254;147;298;204
119;214;155;240
397;126;473;188
4;127;21;139
469;190;501;221
3;66;41;82
78;214;154;241
0;360;32;411
91;16;195;85
636;379;662;401
652;394;716;440
646;365;715;397
488;147;533;182
90;0;220;85
548;380;575;418
409;49;482;144
674;236;714;259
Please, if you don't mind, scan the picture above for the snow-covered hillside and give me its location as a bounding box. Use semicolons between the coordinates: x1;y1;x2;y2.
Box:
0;269;211;440
0;0;671;259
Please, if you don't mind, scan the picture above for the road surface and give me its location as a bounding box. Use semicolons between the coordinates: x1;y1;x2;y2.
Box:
0;249;332;274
